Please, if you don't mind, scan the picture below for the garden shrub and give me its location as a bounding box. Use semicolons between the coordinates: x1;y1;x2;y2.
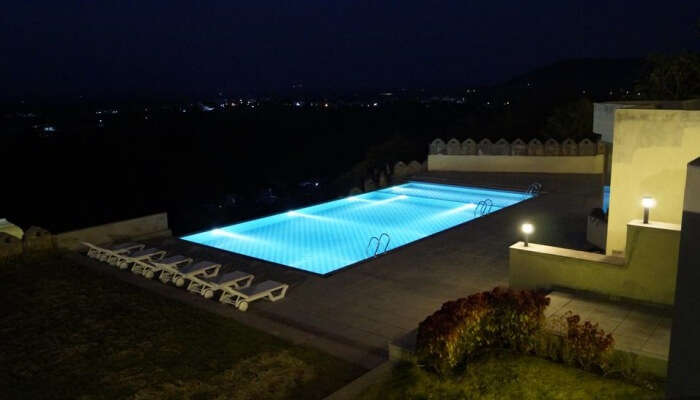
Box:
415;287;550;374
537;311;615;373
416;288;618;377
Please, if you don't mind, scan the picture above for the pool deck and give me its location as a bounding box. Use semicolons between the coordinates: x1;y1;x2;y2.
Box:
101;172;606;368
130;173;602;361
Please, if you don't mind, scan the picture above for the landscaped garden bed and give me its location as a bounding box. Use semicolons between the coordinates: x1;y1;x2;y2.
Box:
360;350;663;399
362;287;664;399
0;253;364;399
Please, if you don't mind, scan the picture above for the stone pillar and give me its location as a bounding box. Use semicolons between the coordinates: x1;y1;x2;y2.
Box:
22;226;54;253
667;157;700;398
0;233;23;259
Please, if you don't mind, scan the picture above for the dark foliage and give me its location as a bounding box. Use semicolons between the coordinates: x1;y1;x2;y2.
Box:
415;287;550;374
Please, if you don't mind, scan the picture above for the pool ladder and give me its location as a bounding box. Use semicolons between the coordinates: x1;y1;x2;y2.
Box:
527;182;542;195
366;233;391;257
474;199;494;216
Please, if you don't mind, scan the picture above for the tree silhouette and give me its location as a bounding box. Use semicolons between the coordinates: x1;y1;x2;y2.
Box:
636;52;700;100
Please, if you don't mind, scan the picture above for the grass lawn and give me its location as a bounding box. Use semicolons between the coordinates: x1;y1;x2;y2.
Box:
360;351;664;400
0;253;364;399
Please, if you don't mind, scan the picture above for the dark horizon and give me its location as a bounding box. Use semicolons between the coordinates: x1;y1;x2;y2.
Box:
2;1;698;99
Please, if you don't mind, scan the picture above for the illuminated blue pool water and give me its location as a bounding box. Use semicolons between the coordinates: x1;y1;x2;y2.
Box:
182;182;531;274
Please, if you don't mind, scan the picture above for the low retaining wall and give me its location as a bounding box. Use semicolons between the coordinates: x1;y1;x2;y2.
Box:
510;220;680;305
54;213;171;250
428;154;605;174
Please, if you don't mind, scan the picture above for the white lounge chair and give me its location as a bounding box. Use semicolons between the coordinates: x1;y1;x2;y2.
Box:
136;255;193;281
117;248;167;271
187;270;254;299
219;280;289;311
82;242;145;264
171;261;222;288
106;243;149;266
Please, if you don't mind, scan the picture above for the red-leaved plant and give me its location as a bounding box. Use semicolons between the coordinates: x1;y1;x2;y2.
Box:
562;313;615;371
415;287;550;374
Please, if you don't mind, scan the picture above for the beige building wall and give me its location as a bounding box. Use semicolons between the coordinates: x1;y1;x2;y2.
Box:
606;109;700;255
510;220;680;306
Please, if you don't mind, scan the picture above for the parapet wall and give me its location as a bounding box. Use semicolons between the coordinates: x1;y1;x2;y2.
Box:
510;220;680;306
428;154;605;174
54;212;171;250
429;137;606;156
427;137;607;175
0;212;172;259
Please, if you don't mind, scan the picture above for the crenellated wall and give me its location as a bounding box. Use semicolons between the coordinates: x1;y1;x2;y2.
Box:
427;137;606;174
429;137;605;156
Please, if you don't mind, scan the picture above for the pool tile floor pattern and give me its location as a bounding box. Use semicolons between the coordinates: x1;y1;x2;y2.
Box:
546;291;671;360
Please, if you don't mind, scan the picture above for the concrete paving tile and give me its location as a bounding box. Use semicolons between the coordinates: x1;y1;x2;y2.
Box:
647;326;671;344
641;341;670;358
613;325;655;342
626;310;663;324
546;293;574;314
656;317;672;330
616;314;660;337
614;334;648;352
562;299;599;313
583;313;622;332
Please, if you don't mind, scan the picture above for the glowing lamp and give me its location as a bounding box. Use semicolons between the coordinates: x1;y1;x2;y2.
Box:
521;223;534;247
641;196;655;224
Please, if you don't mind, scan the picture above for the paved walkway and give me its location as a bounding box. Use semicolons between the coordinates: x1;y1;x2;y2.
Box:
139;172;604;366
547;291;671;360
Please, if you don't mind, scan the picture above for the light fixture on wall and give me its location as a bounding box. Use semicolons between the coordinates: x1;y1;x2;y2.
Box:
641;196;656;224
521;223;534;246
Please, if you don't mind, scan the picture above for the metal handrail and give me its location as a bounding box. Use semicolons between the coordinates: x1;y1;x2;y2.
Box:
366;236;379;257
527;182;542;195
474;199;494;216
377;233;391;255
366;233;392;257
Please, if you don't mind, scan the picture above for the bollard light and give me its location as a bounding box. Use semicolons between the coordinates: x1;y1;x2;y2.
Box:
641;196;656;224
521;223;534;247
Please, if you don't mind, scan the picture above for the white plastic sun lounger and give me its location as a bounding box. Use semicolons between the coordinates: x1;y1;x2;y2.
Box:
171;261;222;287
106;243;149;266
219;280;289;311
83;242;145;264
116;247;167;271
138;255;194;282
187;270;254;299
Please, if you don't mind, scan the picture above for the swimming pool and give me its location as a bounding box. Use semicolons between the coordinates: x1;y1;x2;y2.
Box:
182;182;532;275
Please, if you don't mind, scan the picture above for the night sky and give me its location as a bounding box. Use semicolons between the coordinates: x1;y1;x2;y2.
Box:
2;1;698;98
